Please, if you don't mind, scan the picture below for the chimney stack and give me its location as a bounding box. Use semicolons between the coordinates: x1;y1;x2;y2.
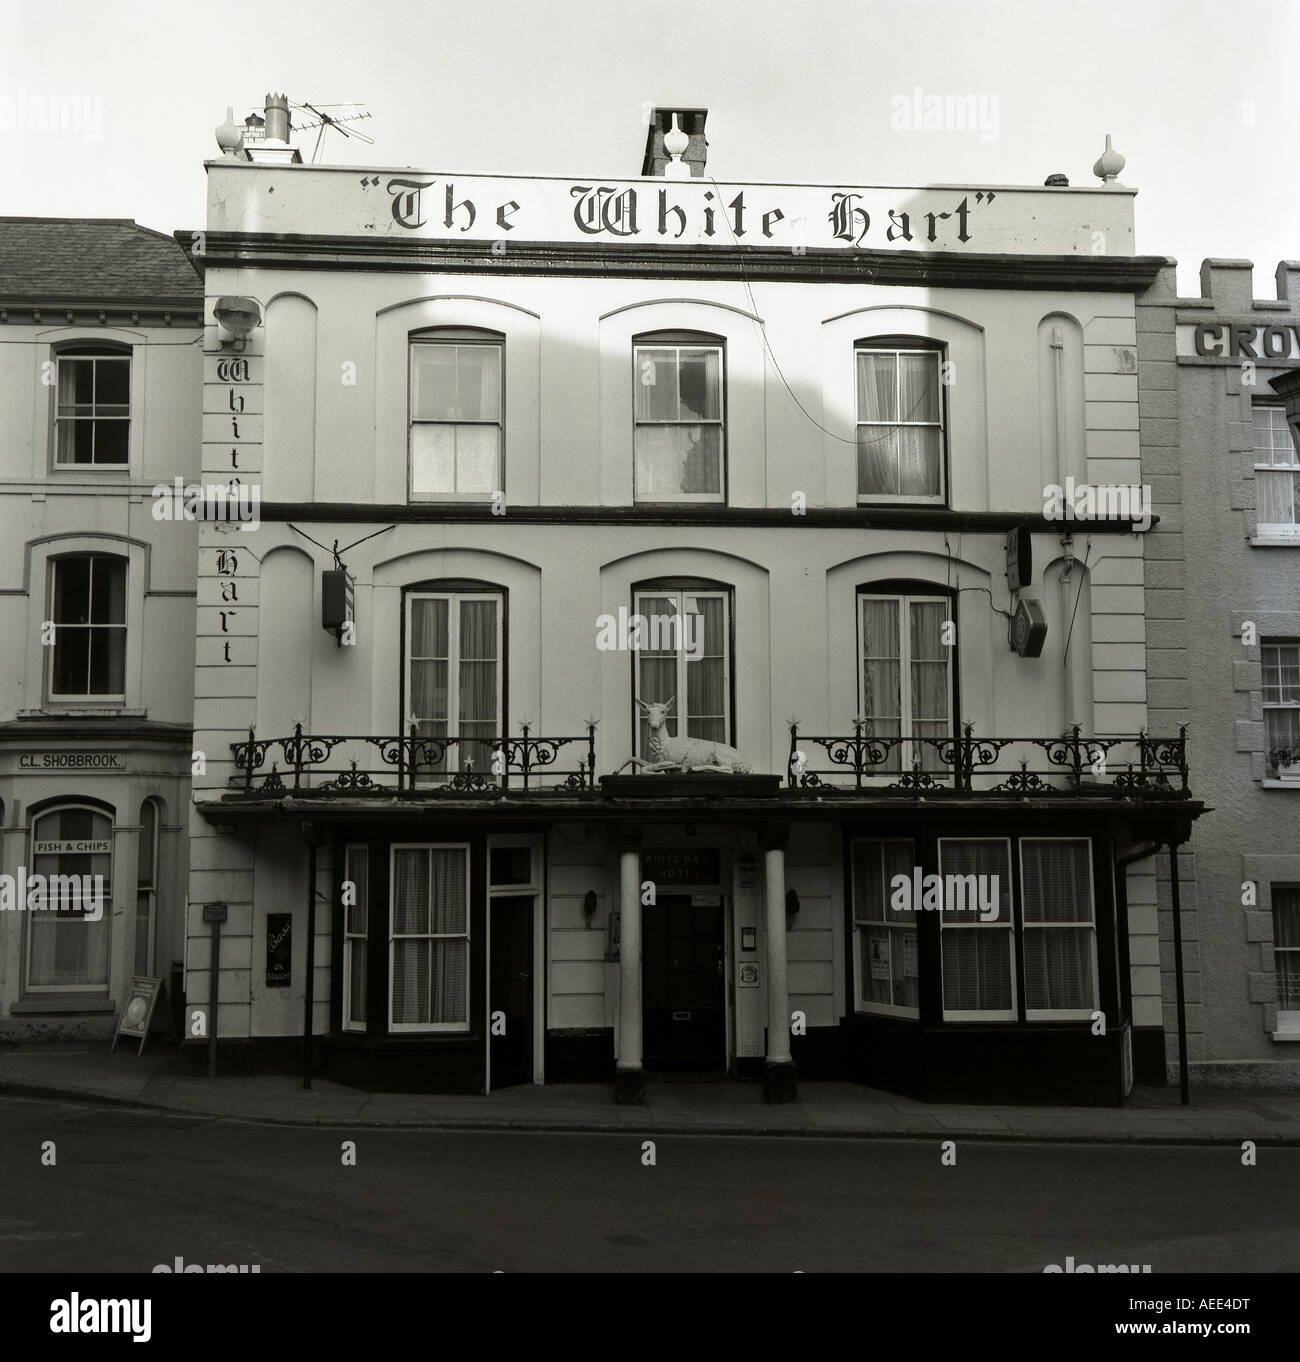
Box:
642;108;708;178
244;93;302;165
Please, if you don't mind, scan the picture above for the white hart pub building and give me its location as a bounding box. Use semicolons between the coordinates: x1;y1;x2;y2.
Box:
182;104;1202;1102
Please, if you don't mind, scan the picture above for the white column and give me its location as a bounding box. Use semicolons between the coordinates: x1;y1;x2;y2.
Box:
764;842;791;1066
617;844;642;1073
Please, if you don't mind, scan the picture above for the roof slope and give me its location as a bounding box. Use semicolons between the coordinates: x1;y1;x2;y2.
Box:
0;217;202;303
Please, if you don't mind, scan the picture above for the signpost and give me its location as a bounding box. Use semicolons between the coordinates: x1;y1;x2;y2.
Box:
111;976;165;1056
203;902;228;1077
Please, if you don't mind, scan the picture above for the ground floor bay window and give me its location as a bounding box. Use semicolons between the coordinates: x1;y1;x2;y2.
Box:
25;804;112;994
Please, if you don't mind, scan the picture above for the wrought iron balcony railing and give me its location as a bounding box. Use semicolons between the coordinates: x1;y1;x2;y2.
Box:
787;722;1190;796
230;722;599;795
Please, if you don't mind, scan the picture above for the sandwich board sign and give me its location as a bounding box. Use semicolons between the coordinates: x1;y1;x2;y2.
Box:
111;976;166;1056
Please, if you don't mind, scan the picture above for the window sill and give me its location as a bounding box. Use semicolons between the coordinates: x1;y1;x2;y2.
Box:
11;995;114;1015
1271;1030;1300;1043
21;707;144;718
1250;535;1300;548
1260;780;1300;790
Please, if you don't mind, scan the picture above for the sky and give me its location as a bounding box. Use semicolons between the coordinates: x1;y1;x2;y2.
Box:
2;0;1297;297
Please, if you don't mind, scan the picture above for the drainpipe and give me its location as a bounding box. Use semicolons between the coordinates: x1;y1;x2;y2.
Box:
1167;840;1189;1107
302;823;317;1090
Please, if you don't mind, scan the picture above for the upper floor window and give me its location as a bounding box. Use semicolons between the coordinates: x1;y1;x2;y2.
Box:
633;335;725;503
405;589;503;774
409;332;503;499
856;342;944;502
859;592;951;774
49;554;126;699
54;346;130;466
1263;639;1300;767
1254;406;1300;536
632;586;730;757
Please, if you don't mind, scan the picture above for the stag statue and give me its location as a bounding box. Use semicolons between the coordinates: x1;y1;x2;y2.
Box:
616;698;752;775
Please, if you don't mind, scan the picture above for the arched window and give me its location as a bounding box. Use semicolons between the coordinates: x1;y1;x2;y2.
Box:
633;331;726;503
854;336;946;503
26;803;113;992
52;343;131;467
409;327;504;499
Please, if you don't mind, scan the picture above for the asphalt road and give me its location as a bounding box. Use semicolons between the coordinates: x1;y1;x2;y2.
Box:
1;1095;1296;1273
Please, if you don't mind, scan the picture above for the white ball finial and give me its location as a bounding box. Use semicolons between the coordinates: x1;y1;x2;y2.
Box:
1093;133;1126;184
215;106;243;158
663;113;691;179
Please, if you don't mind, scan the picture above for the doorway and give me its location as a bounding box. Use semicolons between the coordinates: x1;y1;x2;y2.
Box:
488;894;533;1089
642;893;725;1072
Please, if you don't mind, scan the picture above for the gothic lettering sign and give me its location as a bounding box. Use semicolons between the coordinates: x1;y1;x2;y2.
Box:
208;166;1137;257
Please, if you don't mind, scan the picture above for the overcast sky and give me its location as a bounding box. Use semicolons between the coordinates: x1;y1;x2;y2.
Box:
2;0;1296;296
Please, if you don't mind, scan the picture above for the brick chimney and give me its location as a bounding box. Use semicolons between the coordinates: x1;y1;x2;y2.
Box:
642;108;708;178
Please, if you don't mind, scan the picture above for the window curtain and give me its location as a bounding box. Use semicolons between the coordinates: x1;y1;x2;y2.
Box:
391;847;467;1027
1274;889;1300;1010
409;597;449;770
636;593;677;754
457;598;498;770
856;352;897;494
27;807;111;989
686;595;726;743
861;597;902;770
896;353;940;496
1021;840;1094;1011
391;848;430;1025
909;600;949;772
941;840;1013;1012
634;347;721;497
853;840;918;1010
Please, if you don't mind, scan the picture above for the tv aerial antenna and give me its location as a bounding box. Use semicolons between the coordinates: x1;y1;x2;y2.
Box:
289;101;375;164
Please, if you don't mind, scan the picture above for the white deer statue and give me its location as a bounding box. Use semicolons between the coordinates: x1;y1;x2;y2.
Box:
617;697;752;775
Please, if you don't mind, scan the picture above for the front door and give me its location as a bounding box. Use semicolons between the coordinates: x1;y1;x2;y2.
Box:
489;894;533;1088
643;893;725;1072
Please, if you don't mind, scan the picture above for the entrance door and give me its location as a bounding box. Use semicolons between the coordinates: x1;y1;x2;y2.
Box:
643;893;725;1072
489;894;533;1088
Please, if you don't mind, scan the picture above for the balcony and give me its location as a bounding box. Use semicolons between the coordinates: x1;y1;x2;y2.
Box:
229;722;599;798
787;722;1191;799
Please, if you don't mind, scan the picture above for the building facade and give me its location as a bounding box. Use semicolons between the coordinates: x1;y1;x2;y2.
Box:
0;219;203;1037
181;108;1203;1103
1138;258;1300;1086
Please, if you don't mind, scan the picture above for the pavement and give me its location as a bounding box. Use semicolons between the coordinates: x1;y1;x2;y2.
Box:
2;1042;1299;1144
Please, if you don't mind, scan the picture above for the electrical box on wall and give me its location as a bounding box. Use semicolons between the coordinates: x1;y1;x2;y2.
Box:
1005;524;1033;593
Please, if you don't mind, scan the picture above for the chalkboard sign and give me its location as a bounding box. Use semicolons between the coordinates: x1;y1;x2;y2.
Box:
111;976;164;1056
266;913;292;987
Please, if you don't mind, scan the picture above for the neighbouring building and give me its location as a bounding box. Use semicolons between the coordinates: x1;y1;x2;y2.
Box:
180;102;1205;1104
1138;258;1300;1087
0;218;203;1037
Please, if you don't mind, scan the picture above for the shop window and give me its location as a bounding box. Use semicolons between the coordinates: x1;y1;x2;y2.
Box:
343;845;369;1032
53;345;130;466
1254;406;1300;536
405;590;502;774
632;586;730;757
1273;887;1300;1030
855;341;945;502
1262;640;1300;770
388;844;470;1031
859;593;952;774
25;804;112;993
633;334;725;502
938;838;1015;1020
1020;838;1098;1017
134;798;160;976
851;839;918;1016
409;331;503;498
49;554;127;698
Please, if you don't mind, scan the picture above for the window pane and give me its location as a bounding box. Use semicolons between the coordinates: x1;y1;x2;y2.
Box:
453;425;500;493
896;426;941;496
455;345;500;421
429;849;467;934
412;346;458;419
490;846;532;886
1275;889;1300;1009
411;425;455;495
91;557;126;623
1266;708;1300;751
861;598;901;727
88;627;126;693
392;939;430;1024
942;930;1012;1011
940;840;1011;923
1023;926;1093;1011
52;628;90;694
57;358;95;413
678;349;720;420
429;940;467;1023
93;420;129;464
95;357;130;408
1022;840;1092;924
634;425;721;497
392;849;430;934
856;352;897;421
410;597;449;660
1258;469;1299;528
346;847;369;936
635;349;678;421
899;353;939;423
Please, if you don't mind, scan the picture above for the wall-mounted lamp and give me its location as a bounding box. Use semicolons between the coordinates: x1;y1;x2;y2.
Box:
213;295;262;351
583;890;599;928
785;888;800;928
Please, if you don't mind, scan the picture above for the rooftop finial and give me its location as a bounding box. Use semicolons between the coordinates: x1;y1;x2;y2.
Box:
663;113;691;180
1093;133;1126;184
